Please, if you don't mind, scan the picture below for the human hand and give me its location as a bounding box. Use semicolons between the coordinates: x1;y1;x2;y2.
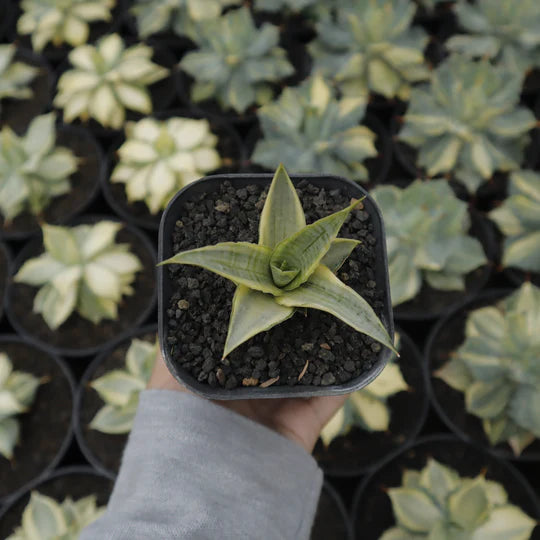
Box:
148;351;347;454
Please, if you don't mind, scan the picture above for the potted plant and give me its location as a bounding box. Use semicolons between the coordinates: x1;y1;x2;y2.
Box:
7;219;157;357
0;335;74;505
312;482;352;540
158;164;395;398
0;44;38;110
0;241;11;322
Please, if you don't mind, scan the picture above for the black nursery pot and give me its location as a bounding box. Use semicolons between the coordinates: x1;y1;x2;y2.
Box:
312;482;353;540
351;434;540;540
0;336;74;505
7;216;157;358
0;241;11;322
74;324;157;477
313;329;429;477
425;289;540;461
0;466;114;538
158;173;394;400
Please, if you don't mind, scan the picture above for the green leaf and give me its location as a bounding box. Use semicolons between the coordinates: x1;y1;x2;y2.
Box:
508;385;540;438
89;400;138;434
471;505;536;540
14;255;65;287
380;527;421;540
90;370;146;407
22;492;67;539
6;372;41;408
320;407;347;447
419;459;460;507
125;338;157;379
350;391;390;431
0;418;19;460
434;358;472;392
0;390;26;419
465;379;514;419
320;238;361;273
42;224;80;265
365;363;408;399
448;479;489;530
388;487;443;533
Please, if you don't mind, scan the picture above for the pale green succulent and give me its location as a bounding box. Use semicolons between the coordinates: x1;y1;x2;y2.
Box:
90;336;157;434
0;44;39;104
0;113;78;223
0;353;41;460
7;491;105;540
308;0;430;101
399;56;537;193
436;283;540;456
254;0;318;11
111;117;222;214
180;7;294;113
252;74;377;182
372;180;487;307
54;33;169;129
489;170;540;274
17;0;115;52
447;0;540;74
162;164;395;360
130;0;242;39
381;458;536;540
14;222;143;330
321;334;407;445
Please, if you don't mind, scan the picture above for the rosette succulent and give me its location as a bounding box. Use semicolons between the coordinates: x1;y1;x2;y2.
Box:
54;33;169;129
0;44;39;104
90;336;158;434
7;491;105;540
180;7;294;113
111;117;222;214
0;113;78;223
398;56;537;193
252;74;377;182
254;0;318;11
17;0;115;52
0;353;41;460
489;170;540;273
14;222;143;330
436;283;540;456
308;0;430;100
381;458;536;539
372;180;487;306
161;165;395;359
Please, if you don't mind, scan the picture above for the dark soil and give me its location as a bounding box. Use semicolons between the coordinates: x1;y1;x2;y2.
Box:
0;243;9;320
314;332;428;475
165;180;385;390
9;225;156;355
0;470;113;539
311;484;351;540
428;292;540;461
352;437;540;540
0;341;72;501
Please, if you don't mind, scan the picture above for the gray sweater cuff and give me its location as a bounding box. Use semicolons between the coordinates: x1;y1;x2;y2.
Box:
81;390;323;539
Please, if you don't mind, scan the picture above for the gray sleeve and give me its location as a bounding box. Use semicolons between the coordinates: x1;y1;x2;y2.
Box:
80;390;323;540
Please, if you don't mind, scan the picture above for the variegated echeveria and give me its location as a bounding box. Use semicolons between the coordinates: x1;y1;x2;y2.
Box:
254;0;318;11
489;170;540;273
0;44;39;103
111;117;222;214
381;458;536;539
180;7;294;113
436;283;540;456
161;164;396;360
308;0;430;101
90;336;158;434
14;222;142;330
252;74;377;182
0;113;78;223
372;180;487;306
54;34;169;129
398;56;536;193
0;353;41;460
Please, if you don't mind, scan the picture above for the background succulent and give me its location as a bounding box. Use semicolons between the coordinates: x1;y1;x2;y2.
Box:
398;56;537;193
308;0;430;101
90;336;158;434
436;283;540;456
54;33;169;129
0;353;41;460
252;74;377;181
0;113;78;223
382;458;536;539
111;117;222;214
17;0;115;52
0;44;39;104
371;180;487;306
254;0;318;11
489;170;540;274
14;222;142;330
180;7;294;113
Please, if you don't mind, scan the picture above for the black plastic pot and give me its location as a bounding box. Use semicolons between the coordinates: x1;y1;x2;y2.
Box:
505;268;540;288
0;335;75;506
425;289;540;461
0;124;103;241
312;482;353;540
0;466;114;538
314;329;429;477
74;324;157;476
0;241;11;323
158;172;394;399
0;0;15;42
7;215;157;358
351;434;540;540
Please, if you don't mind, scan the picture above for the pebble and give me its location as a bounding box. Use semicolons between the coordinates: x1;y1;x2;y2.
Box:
321;373;336;386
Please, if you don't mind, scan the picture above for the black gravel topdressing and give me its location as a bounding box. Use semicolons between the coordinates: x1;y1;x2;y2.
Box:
165;180;385;390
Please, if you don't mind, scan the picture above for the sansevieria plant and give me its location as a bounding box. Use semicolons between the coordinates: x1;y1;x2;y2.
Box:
161;164;395;359
0;44;38;104
90;336;158;434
